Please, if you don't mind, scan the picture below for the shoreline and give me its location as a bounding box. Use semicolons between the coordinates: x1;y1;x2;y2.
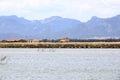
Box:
0;42;120;48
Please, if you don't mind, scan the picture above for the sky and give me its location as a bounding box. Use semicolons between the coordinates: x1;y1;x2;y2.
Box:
0;0;120;22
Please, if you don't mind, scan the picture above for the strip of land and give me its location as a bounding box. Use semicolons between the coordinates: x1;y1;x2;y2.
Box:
0;42;120;48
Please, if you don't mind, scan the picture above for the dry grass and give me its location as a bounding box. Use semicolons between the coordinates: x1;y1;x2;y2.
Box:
0;42;120;48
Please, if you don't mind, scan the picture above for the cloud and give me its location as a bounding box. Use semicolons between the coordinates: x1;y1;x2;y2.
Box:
0;0;120;21
0;0;48;9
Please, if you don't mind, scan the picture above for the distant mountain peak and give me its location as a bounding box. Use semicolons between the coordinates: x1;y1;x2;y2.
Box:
50;16;62;19
113;14;120;17
87;16;104;23
46;16;62;20
9;15;17;17
40;16;63;23
91;16;99;20
0;15;120;39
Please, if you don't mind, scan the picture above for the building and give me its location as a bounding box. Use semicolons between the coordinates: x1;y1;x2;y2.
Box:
60;37;70;42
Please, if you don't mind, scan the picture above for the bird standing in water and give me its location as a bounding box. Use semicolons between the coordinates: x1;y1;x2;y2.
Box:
0;56;7;64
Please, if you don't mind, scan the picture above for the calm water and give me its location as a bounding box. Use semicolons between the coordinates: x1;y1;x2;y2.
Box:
0;48;120;80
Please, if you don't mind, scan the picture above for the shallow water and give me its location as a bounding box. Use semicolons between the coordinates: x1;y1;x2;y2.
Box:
0;48;120;80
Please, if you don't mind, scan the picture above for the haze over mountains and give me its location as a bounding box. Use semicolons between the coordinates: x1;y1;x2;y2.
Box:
0;15;120;40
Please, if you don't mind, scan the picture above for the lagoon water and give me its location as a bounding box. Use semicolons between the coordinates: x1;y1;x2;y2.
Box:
0;48;120;80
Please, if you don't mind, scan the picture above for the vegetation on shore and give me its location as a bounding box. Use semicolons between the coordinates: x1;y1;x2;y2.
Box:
0;42;120;48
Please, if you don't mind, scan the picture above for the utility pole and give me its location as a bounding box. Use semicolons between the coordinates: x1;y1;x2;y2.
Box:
48;23;51;41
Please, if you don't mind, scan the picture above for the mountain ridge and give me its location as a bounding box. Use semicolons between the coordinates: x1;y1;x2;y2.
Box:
0;15;120;40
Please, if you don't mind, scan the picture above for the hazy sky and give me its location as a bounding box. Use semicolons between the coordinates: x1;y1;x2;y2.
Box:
0;0;120;22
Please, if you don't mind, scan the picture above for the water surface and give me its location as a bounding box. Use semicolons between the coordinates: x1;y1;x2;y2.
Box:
0;48;120;80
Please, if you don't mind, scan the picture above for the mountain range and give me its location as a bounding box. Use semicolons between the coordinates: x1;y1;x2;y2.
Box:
0;15;120;40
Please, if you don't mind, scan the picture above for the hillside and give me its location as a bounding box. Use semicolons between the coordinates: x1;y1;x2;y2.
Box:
0;15;120;39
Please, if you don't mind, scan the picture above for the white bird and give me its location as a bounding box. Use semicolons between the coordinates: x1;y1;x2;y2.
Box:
0;56;8;65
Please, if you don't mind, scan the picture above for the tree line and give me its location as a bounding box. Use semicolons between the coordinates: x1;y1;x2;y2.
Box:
0;38;120;42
